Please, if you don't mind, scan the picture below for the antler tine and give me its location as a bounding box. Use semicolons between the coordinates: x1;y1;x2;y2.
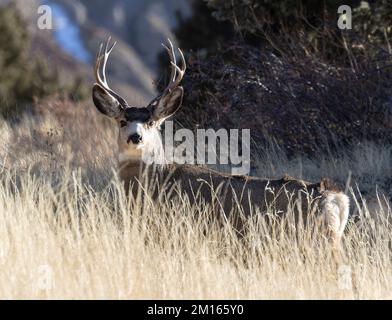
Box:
168;39;178;82
102;37;117;86
94;43;104;84
94;37;127;108
174;47;186;82
178;47;186;74
162;45;175;83
167;49;185;92
160;39;186;95
162;38;177;83
147;39;186;108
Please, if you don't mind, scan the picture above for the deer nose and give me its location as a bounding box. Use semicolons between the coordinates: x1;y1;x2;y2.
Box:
128;133;142;144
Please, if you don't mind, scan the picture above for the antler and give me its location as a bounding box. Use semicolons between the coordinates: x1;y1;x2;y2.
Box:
149;39;186;106
94;37;128;108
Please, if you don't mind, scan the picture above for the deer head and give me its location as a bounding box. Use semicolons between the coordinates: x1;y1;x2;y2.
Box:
92;38;186;156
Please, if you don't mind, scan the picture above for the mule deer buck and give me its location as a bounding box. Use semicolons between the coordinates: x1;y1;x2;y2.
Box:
92;38;349;244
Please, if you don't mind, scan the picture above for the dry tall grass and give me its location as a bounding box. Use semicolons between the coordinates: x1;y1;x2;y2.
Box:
0;100;391;299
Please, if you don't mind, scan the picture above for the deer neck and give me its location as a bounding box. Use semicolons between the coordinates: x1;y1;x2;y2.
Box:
118;147;144;179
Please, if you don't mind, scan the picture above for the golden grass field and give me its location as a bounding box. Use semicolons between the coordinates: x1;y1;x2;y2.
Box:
0;100;391;299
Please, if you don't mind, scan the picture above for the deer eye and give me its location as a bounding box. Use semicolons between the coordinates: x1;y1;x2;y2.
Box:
120;120;127;128
148;121;155;127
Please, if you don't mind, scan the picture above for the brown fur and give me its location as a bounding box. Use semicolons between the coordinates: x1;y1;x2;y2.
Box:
122;162;337;231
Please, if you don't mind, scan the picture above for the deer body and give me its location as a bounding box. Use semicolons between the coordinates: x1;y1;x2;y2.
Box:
92;38;349;243
118;136;349;240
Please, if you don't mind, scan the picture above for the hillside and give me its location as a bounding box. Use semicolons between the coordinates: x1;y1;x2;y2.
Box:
43;0;191;104
0;0;191;105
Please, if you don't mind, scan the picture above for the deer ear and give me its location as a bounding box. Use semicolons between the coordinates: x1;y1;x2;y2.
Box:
92;84;123;118
151;87;183;124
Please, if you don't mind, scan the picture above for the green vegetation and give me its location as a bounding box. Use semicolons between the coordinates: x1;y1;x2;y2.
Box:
0;5;88;118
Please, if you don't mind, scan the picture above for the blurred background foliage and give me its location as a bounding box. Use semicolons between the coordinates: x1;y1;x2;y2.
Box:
158;0;392;157
0;4;88;118
173;0;392;63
